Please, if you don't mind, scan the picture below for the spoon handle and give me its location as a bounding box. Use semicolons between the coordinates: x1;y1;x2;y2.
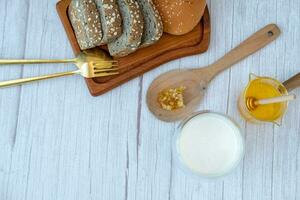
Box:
0;58;75;65
283;72;300;92
208;24;280;78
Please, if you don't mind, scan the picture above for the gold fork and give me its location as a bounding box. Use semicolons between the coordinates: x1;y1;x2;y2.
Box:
0;49;119;88
0;48;115;67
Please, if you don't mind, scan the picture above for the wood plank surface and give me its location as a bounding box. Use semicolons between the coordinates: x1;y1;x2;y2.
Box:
0;0;299;200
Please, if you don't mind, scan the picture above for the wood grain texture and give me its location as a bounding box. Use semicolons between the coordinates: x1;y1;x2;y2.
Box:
56;0;211;96
146;24;280;122
283;72;300;91
0;0;29;198
0;0;300;200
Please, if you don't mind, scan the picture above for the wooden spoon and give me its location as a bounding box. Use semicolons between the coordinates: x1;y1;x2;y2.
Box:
147;24;281;122
283;72;300;92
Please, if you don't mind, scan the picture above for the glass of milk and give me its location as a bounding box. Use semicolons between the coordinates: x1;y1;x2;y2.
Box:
173;111;245;179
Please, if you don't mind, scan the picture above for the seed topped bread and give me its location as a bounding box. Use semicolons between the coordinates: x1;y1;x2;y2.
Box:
69;0;103;50
95;0;122;43
137;0;163;47
107;0;144;57
153;0;206;35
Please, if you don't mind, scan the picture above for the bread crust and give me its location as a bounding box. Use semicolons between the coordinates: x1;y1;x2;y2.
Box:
95;0;123;43
137;0;163;47
153;0;206;35
69;0;103;49
108;0;144;57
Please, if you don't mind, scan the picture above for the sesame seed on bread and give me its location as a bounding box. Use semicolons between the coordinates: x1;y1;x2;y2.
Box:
137;0;163;48
107;0;144;57
69;0;103;50
153;0;206;35
95;0;123;43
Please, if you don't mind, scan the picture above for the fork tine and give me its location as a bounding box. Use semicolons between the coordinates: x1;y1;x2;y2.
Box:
92;61;118;64
92;60;118;64
93;63;118;68
94;65;119;69
94;68;119;73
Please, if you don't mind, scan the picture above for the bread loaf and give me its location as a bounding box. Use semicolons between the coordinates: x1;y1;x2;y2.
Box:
95;0;122;43
107;0;144;57
137;0;163;48
153;0;206;35
69;0;103;50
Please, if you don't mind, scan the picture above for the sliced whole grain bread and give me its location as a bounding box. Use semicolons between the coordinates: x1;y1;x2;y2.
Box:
136;0;163;48
69;0;103;50
107;0;144;57
95;0;122;43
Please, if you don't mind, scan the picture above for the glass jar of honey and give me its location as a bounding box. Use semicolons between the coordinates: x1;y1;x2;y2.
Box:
238;74;288;125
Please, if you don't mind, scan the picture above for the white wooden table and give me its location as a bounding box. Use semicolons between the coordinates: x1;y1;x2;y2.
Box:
0;0;299;199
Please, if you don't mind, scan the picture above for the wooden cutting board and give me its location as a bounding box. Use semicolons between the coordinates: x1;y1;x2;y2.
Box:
56;0;211;96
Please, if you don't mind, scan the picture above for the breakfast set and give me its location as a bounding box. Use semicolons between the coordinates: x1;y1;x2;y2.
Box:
0;0;299;179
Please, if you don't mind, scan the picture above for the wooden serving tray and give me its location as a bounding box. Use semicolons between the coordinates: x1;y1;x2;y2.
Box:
56;0;211;96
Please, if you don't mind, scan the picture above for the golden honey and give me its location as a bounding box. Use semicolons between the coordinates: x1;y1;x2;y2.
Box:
158;86;186;111
238;74;288;124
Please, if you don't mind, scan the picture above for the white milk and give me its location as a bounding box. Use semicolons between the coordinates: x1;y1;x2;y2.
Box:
176;112;244;178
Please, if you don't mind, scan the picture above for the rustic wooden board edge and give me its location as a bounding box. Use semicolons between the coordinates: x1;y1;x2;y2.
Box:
56;0;211;96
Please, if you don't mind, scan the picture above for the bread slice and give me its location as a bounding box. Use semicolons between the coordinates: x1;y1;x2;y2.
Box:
137;0;163;47
69;0;103;50
107;0;144;57
95;0;122;43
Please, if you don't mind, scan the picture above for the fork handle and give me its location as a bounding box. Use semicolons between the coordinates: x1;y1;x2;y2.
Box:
0;58;75;65
0;70;80;88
